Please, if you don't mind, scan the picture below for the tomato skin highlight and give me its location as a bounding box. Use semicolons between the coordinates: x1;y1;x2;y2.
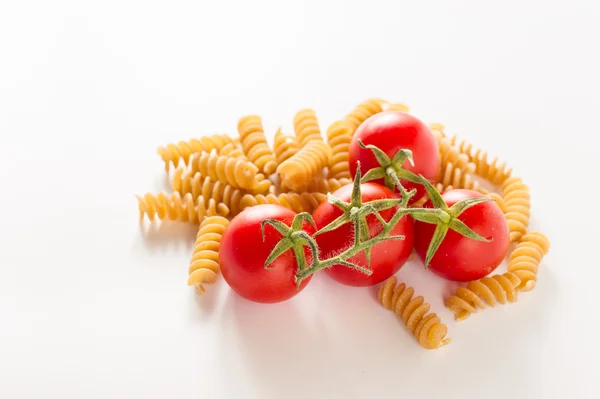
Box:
348;111;440;204
220;205;314;304
414;189;510;282
312;183;414;287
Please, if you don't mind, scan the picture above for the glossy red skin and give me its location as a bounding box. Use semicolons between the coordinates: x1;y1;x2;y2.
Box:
312;183;414;287
414;190;510;282
220;205;314;304
349;111;440;204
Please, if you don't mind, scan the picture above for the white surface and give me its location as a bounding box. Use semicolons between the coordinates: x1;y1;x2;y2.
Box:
1;0;598;398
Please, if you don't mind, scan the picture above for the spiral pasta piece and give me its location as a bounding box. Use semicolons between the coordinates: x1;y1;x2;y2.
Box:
344;98;386;134
507;231;550;292
293;109;323;146
385;103;410;113
306;177;352;194
136;191;229;224
157;134;237;171
237;115;278;175
326;120;352;179
218;142;246;158
188;216;229;294
378;277;450;349
445;272;522;321
240;192;327;214
502;177;530;242
487;192;505;213
273;128;300;164
277;140;332;191
187;150;270;193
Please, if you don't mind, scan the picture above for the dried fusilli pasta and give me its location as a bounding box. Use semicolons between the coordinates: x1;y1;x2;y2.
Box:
218;142;246;158
326;120;352;179
277;140;332;191
188;216;229;294
444;272;522;321
378;276;451;349
237;115;278;175
157;134;237;171
487;192;506;213
507;231;550;292
136;191;229;224
171;172;248;216
306;177;352;194
293;109;323;146
344;98;386;134
240;192;327;214
187;150;270;193
502;177;531;242
385;103;410;112
273;128;300;164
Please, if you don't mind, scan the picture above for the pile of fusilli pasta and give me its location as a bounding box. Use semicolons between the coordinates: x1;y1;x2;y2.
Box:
136;97;550;350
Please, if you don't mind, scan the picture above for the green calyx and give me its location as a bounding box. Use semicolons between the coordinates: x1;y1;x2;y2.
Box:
405;177;492;268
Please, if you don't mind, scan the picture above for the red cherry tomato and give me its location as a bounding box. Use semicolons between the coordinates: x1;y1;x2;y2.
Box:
220;205;314;304
414;189;509;282
349;111;440;204
312;183;414;287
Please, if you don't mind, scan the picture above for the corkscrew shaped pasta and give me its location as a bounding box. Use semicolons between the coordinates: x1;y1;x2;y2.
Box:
306;177;352;194
502;177;531;242
293;109;323;146
385;103;410;112
188;216;229;294
136;191;229;224
237;115;278;175
157;134;237;171
378;277;451;349
239;192;327;214
507;231;550;292
277;140;332;191
326;120;352;179
344;98;386;134
487;192;505;213
172;172;249;216
187;150;270;193
273;128;300;164
218;142;246;158
445;272;522;321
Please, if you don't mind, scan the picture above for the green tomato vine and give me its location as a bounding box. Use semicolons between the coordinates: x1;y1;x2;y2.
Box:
262;143;493;288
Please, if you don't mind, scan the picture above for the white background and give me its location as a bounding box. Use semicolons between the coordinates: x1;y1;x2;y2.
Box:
1;0;598;398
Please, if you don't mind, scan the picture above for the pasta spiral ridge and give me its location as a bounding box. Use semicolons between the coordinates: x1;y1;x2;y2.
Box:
277;140;332;191
273;128;300;164
237;115;278;175
507;231;550;292
157;134;237;171
188;216;229;294
240;192;327;214
293;109;323;146
188;150;270;193
384;103;410;113
136;191;229;224
218;142;246;158
306;177;352;194
502;177;531;242
378;276;451;349
344;98;386;134
326;120;353;179
445;272;522;321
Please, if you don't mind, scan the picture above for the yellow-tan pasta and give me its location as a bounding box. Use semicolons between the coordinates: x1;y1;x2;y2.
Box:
273;128;300;164
306;177;352;194
378;276;451;349
188;216;229;294
187;150;269;193
487;192;505;213
277;140;332;191
218;142;246;158
507;231;550;292
136;191;229;224
502;177;530;242
326;120;352;179
157;134;237;171
385;103;410;112
344;98;387;134
240;192;327;214
237;115;278;175
293;109;323;146
444;272;521;321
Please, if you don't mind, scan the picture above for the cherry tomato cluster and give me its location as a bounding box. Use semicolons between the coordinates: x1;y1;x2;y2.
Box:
220;112;509;304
